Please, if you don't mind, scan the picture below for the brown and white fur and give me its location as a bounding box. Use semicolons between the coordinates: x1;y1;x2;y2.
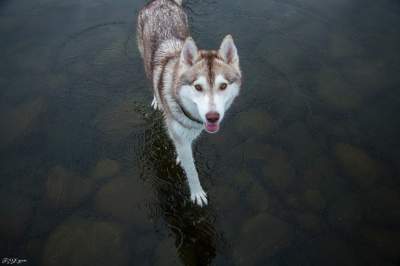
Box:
137;0;242;206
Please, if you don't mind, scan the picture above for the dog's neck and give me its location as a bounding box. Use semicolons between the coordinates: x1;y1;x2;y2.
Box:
153;39;204;128
175;99;203;124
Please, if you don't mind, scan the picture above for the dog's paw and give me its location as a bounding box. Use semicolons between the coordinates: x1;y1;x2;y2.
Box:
190;188;208;207
151;95;158;110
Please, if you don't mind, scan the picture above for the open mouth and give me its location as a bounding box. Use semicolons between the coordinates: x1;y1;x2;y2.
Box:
204;122;220;133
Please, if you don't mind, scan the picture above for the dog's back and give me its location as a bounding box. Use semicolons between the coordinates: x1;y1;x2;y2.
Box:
137;0;189;77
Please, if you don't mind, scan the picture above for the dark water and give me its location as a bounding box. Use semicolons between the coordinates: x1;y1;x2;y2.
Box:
1;0;400;265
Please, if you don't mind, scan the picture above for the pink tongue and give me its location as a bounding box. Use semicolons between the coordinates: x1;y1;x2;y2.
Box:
205;122;220;133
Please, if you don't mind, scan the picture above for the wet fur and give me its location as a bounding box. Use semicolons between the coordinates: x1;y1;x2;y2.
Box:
137;0;241;206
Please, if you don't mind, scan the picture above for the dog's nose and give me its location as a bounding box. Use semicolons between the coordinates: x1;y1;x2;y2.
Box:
206;112;220;123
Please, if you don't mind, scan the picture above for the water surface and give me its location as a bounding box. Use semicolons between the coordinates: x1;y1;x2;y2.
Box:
1;0;400;265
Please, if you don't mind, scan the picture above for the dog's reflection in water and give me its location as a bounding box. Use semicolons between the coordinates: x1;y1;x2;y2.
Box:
135;110;217;266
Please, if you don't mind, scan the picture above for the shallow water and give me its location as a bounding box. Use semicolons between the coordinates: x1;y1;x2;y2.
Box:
1;0;400;265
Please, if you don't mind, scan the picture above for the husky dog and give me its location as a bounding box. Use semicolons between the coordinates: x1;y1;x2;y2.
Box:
137;0;242;206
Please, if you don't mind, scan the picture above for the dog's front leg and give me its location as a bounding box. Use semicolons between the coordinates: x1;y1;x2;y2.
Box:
171;136;207;207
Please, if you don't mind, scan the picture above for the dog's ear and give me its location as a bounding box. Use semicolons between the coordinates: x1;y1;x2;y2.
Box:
219;35;239;67
180;37;198;66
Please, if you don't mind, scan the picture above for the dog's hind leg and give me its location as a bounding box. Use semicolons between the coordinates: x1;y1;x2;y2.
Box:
151;95;159;110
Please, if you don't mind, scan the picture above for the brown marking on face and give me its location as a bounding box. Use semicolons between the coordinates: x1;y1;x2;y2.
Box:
209;57;242;87
177;50;241;90
221;64;242;85
199;51;218;86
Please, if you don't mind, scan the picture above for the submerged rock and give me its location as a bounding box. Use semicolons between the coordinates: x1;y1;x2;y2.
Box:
234;213;292;265
45;166;94;209
91;159;120;179
262;149;295;190
0;97;46;148
93;100;147;143
43;217;129;266
94;175;152;229
302;189;326;212
234;109;274;137
334;143;381;188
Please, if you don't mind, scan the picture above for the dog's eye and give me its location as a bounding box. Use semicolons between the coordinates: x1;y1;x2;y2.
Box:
220;83;228;91
194;84;203;92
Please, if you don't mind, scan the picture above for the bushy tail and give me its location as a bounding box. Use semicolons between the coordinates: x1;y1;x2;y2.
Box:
173;0;182;5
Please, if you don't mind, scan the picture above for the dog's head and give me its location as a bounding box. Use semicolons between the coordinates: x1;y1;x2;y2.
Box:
176;35;242;133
